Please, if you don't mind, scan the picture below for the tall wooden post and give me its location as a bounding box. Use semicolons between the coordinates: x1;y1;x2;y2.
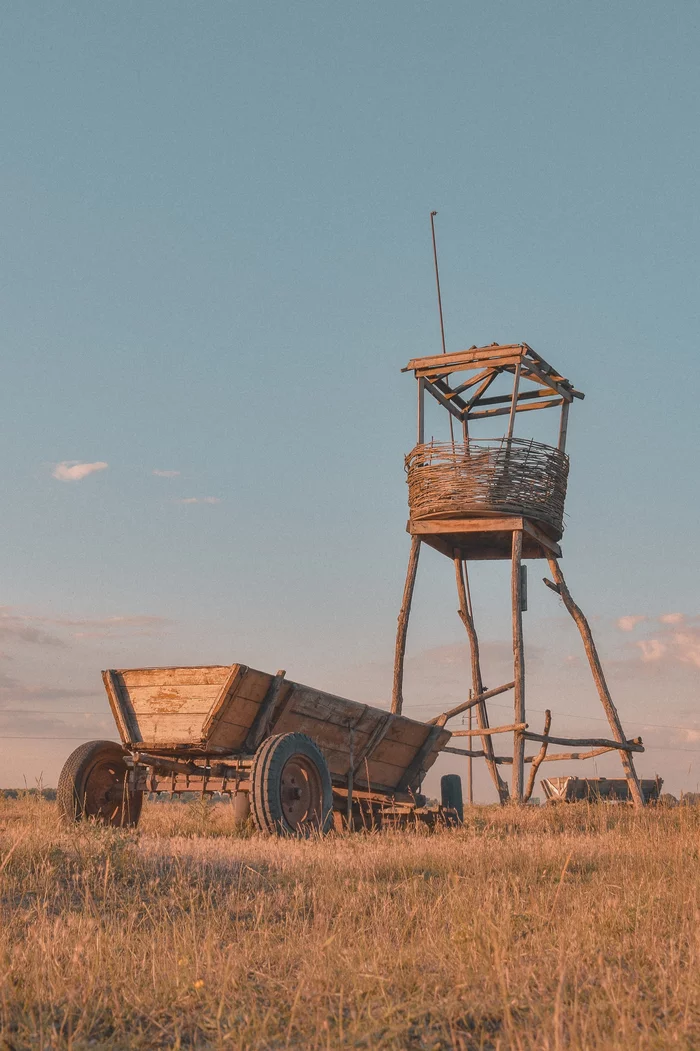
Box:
511;530;525;802
545;556;645;809
391;537;421;715
454;556;510;803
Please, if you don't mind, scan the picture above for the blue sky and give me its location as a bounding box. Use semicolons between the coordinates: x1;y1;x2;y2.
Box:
1;0;699;799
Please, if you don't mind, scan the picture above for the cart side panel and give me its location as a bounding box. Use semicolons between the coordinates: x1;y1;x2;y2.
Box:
113;666;234;748
205;668;276;751
273;685;450;790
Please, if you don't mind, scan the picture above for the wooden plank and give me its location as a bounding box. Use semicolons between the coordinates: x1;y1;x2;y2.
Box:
201;664;248;740
471;387;567;408
519;359;573;402
423;379;466;422
209;696;263;730
102;670;139;745
415;355;521;378
134;713;207;745
118;666;232;688
322;748;407;788
432;377;469;413
411;516;527;535
127;684;222;715
450;368;495;398
244;671;288;751
403;344;523;373
521;345;583;399
466;370;499;410
468;398;562;420
234;669;275;705
370;735;418;769
397;725;445;792
382;716;436;748
285;687;378;731
352;712;394;773
521;519;563;555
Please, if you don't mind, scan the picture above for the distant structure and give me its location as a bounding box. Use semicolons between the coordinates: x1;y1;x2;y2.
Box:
392;341;646;807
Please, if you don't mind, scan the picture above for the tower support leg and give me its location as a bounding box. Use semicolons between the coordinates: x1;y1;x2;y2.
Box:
391;537;421;715
545;555;645;809
511;531;526;802
454;556;510;804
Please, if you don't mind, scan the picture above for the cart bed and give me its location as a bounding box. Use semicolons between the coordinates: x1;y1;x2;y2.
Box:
103;663;450;793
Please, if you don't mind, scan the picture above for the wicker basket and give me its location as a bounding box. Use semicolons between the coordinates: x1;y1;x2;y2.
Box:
405;438;569;538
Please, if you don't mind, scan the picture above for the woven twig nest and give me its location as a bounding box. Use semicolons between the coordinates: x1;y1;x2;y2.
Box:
405;438;569;538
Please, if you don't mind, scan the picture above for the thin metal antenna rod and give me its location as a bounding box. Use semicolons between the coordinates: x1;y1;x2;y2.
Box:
430;211;447;355
430;210;454;444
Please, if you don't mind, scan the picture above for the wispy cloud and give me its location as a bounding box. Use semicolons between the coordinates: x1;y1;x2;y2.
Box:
637;639;666;662
52;461;108;482
660;613;684;625
175;497;221;505
0;611;65;648
152;469;180;478
0;607;172;646
633;623;700;669
617;615;647;632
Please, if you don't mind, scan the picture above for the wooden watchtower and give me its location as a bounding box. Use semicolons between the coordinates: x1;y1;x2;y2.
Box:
391;341;646;806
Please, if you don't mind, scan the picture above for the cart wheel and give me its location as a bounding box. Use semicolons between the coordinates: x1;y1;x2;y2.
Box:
57;740;143;828
250;733;332;836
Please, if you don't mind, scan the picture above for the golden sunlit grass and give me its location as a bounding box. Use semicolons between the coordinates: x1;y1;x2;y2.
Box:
1;796;699;1049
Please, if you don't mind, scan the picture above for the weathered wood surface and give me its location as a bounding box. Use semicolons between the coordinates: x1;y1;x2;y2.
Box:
545;555;645;809
524;709;551;804
454;557;510;803
511;530;526;802
523;731;644;752
451;722;527;737
427;680;515;725
391;536;421;715
104;662;450;793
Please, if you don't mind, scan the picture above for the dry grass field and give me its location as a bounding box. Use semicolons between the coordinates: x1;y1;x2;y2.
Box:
0;796;698;1050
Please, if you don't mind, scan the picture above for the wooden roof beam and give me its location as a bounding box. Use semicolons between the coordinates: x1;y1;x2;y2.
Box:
423;379;466;423
472;386;565;409
403;344;524;375
468;397;563;420
432;377;469;413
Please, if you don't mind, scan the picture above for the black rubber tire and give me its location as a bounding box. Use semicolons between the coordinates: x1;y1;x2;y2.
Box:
250;733;333;836
57;740;143;828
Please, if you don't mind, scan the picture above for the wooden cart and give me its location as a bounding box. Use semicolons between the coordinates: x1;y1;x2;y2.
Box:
57;663;453;834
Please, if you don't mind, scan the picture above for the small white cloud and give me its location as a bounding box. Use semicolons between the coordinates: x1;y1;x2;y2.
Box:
617;615;647;633
52;461;108;482
152;469;180;478
673;631;700;669
175;497;221;505
637;639;666;662
660;613;684;625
